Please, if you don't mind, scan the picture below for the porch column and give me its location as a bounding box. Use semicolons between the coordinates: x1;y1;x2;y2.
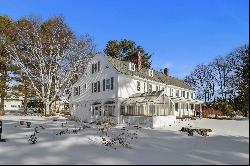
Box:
178;102;182;117
124;105;127;116
199;103;202;118
146;103;150;116
194;104;196;116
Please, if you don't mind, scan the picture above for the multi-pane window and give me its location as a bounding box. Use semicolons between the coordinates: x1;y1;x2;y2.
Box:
176;89;180;97
190;104;194;110
91;81;102;93
92;61;100;74
170;88;174;97
148;84;152;92
182;91;185;98
102;77;114;91
94;82;97;92
191;92;194;99
106;79;110;90
74;86;81;96
129;63;136;71
175;103;179;112
187;92;189;99
137;81;141;91
156;86;158;91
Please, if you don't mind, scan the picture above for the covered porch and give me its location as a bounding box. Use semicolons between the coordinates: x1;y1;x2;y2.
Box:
170;97;203;118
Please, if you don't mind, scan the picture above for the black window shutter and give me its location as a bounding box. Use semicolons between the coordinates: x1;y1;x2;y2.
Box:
111;77;114;90
103;79;105;91
92;64;94;74
91;83;93;93
98;81;100;92
98;61;100;72
94;63;97;72
79;86;80;95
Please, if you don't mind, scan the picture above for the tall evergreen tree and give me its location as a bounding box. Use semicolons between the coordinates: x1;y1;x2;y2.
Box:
104;39;152;69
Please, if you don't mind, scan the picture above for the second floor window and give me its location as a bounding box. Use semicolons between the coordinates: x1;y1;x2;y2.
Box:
187;92;189;99
176;90;180;97
92;81;101;93
137;81;141;91
156;86;158;91
182;91;185;98
103;77;114;91
148;83;152;92
170;88;174;97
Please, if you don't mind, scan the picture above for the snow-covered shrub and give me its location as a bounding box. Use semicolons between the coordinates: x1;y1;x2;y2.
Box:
96;120;141;149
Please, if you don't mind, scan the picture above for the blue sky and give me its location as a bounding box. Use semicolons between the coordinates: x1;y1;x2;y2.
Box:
0;0;249;78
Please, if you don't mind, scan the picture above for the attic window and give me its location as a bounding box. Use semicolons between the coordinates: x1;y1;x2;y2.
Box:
148;69;154;77
129;62;136;71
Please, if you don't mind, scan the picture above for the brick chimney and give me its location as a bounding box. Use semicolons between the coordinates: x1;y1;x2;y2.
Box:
137;51;142;70
164;68;168;76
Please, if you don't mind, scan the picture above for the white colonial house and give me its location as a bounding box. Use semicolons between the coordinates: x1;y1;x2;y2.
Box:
69;54;203;128
4;93;24;113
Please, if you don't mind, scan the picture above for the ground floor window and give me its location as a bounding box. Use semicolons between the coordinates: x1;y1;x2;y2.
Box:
103;105;115;116
175;103;179;112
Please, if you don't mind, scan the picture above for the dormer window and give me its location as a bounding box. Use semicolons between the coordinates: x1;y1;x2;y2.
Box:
191;92;194;99
148;69;154;77
129;62;136;71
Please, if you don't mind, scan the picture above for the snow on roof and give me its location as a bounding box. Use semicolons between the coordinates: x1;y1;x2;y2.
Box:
107;56;193;90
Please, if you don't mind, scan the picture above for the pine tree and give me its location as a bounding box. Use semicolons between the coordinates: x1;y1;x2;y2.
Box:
0;16;18;115
104;39;152;69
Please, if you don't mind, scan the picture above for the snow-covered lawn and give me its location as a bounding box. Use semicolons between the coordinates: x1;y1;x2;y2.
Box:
0;115;249;165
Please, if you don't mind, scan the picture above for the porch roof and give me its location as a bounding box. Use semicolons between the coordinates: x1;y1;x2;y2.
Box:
122;90;169;105
170;97;204;104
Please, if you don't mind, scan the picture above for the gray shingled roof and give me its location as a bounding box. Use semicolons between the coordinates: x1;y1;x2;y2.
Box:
107;56;193;90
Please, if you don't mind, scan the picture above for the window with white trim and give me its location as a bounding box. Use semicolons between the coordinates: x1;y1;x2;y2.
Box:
148;83;152;92
170;88;174;97
137;81;141;91
176;89;180;97
92;61;100;74
129;62;136;71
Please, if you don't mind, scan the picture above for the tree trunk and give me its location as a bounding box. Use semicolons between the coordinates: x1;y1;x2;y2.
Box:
0;69;7;116
23;78;28;115
23;94;28;115
44;101;50;116
0;95;4;116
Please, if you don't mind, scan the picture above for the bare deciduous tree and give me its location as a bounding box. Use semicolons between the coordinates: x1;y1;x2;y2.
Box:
4;16;95;116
